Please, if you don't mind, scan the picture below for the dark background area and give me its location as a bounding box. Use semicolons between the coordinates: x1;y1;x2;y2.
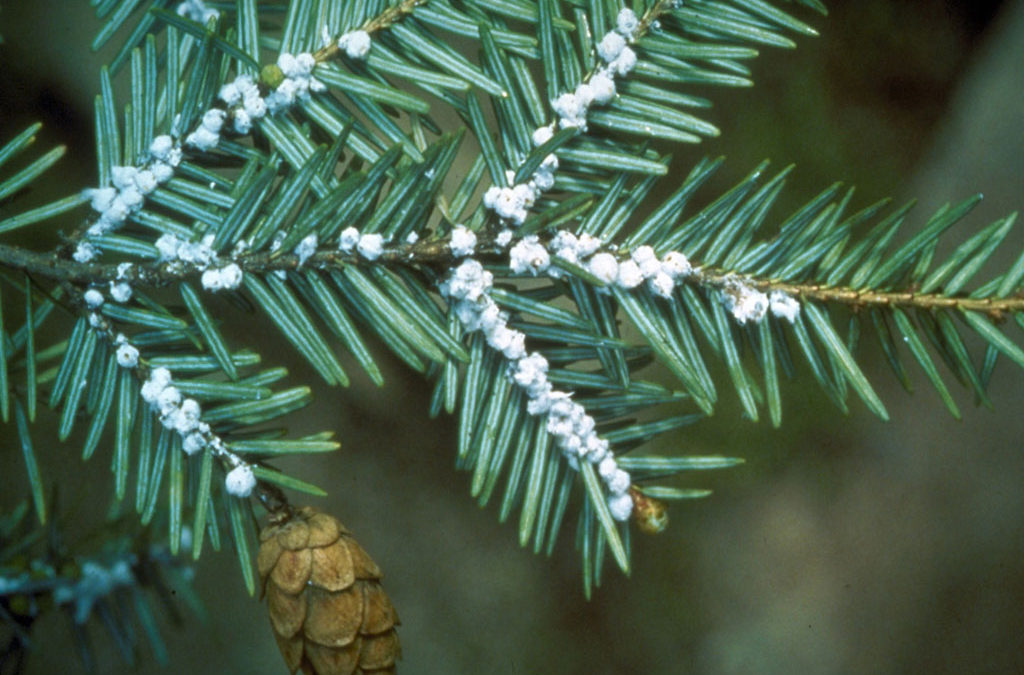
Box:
2;1;1024;673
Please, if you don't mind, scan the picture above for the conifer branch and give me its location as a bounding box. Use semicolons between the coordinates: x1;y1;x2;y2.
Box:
747;278;1024;318
7;235;1023;325
309;0;427;63
2;1;1023;667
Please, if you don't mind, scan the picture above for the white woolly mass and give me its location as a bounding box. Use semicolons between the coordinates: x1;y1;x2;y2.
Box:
648;272;675;298
201;108;226;133
496;229;514;247
607;467;631;494
176;0;218;24
294;234;318;267
156;386;182;418
488;325;527;360
599;456;619;480
177;235;216;267
440;257;633;520
155;231;244;289
616;8;640;35
265;52;326;112
111;167;135;190
225;464;257;497
532;170;555;192
552;92;587;129
96;312;256;502
631;245;661;279
177;399;202;429
150;135;174;160
231;109;253;135
630;244;654;262
661;251;692;279
73;242;98;263
111;167;136;191
512;352;548;389
539;153;559;174
589;72;616;104
88;187;115;213
485;17;643;225
616;259;644;289
610;47;637;76
439;259;492;303
218;81;242;107
219;263;244;289
109;282;132;303
504;231;696;303
514;183;539;208
576;233;601;257
243;93;267;120
532;125;554;147
219;74;266;134
266;79;298;112
84;289;104;308
136;361;254;493
588;252;619;284
86;134;178;235
357;233;384;260
551;231;579;259
201;263;244;291
722;282;769;324
141;367;171;399
491;186;531;225
182;432;207;455
338;30;372;59
449;226;477;257
151;162;174;184
155;234;181;261
134;170;158;194
185;126;219;151
597;32;626;63
338;226;360;253
608;492;634;521
769;290;801;322
509;236;551;275
157;233;242;290
115;343;139;368
575;82;596;107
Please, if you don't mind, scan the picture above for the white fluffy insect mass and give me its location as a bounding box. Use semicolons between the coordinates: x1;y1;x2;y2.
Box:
482;8;643;228
136;364;255;496
440;258;634;520
338;30;372;59
74;0;805;527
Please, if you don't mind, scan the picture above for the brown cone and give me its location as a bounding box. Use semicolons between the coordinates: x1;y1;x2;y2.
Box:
259;507;400;674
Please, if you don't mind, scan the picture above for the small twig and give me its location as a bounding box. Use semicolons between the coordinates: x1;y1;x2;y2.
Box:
311;0;428;62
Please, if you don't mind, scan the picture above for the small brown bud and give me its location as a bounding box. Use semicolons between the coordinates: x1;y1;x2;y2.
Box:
630;487;668;535
259;507;400;674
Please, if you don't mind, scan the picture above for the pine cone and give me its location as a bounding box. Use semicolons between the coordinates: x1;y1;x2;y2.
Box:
258;507;400;674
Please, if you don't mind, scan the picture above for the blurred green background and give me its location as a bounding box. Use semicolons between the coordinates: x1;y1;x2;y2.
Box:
2;1;1024;673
